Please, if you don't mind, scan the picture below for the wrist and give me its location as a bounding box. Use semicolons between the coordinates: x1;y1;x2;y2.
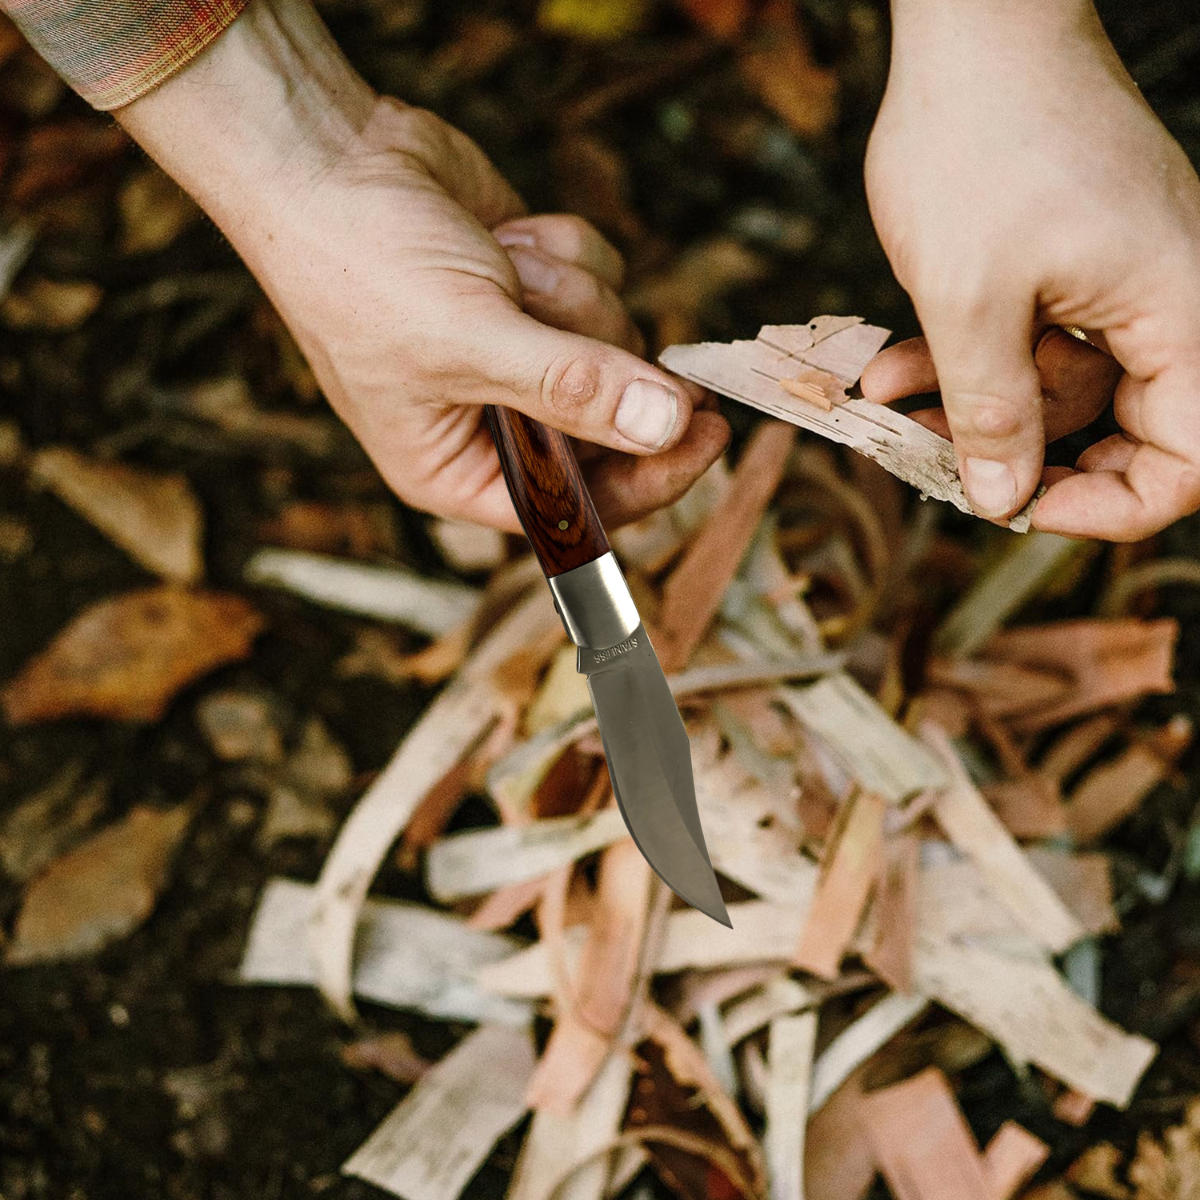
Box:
115;0;375;236
888;0;1100;64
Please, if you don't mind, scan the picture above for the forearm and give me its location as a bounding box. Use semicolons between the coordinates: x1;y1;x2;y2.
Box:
114;0;375;239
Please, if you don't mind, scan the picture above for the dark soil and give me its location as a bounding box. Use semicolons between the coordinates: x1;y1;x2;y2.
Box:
3;1;1200;1198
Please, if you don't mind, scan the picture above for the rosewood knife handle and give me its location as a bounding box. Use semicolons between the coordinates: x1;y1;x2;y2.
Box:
485;405;610;577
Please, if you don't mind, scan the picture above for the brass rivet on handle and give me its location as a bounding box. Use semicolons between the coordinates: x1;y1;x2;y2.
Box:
558;519;569;530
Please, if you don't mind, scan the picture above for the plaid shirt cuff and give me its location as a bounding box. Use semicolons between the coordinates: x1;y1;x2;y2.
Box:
3;0;252;110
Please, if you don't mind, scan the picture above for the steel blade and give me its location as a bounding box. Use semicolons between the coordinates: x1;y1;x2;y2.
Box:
586;627;730;927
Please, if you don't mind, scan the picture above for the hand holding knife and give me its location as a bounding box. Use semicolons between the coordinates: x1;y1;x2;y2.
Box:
485;404;731;927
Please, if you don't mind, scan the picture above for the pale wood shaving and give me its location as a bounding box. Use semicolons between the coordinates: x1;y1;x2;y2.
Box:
793;790;887;979
426;807;629;903
239;878;531;1026
982;1121;1051;1200
764;1011;818;1200
921;723;1084;954
308;589;561;1019
862;1067;996;1200
343;1025;536;1200
911;931;1155;1107
660;324;1038;532
244;547;481;637
809;991;929;1113
781;675;948;803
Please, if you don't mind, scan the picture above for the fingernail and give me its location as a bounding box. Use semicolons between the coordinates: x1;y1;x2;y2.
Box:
616;379;678;449
963;457;1019;517
507;246;560;295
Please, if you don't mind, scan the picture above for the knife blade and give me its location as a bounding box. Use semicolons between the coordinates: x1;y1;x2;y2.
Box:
484;404;730;927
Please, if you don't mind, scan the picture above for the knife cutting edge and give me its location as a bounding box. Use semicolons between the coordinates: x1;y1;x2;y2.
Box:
484;403;731;928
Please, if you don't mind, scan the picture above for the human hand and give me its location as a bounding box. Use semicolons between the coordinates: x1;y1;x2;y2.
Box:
118;0;728;532
864;0;1200;540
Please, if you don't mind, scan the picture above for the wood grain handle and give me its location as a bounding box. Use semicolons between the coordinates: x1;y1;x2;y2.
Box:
485;405;610;578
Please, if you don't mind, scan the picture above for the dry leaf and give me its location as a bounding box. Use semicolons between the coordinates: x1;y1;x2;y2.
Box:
738;0;838;139
2;278;102;330
341;1032;432;1085
8;804;194;964
32;446;204;582
0;764;107;882
673;0;752;39
2;587;264;724
195;690;284;764
258;500;398;559
629;237;768;349
119;165;199;254
1129;1100;1200;1200
537;0;651;40
9;120;128;209
1066;1142;1131;1199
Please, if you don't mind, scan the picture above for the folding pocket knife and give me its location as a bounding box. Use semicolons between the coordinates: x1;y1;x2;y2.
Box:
485;404;730;926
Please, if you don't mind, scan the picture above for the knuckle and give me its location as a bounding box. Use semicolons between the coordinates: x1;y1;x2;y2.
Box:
541;353;604;417
959;399;1026;441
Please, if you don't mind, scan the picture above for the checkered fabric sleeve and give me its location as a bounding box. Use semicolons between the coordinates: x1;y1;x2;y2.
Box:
2;0;251;110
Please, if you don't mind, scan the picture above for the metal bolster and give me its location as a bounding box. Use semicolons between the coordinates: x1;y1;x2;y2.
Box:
548;552;640;650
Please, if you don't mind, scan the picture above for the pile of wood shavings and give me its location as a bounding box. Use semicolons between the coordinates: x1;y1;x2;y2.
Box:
236;338;1187;1200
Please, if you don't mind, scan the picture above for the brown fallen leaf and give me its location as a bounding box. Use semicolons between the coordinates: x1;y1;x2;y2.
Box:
2;278;103;331
672;0;752;39
9;120;128;210
738;0;838;139
7;804;194;964
1066;1142;1131;1199
629;237;768;351
0;764;108;882
1128;1099;1200;1200
2;587;264;724
32;446;204;582
341;1031;432;1085
258;500;398;559
119;165;200;254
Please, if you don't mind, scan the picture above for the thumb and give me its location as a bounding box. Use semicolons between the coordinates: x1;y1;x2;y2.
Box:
920;297;1045;519
465;304;693;454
